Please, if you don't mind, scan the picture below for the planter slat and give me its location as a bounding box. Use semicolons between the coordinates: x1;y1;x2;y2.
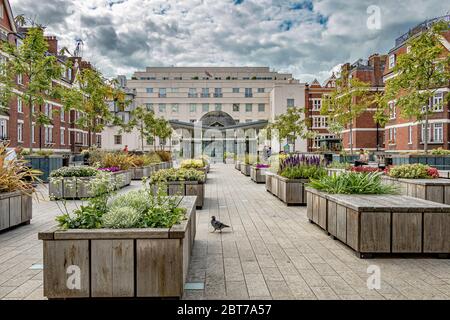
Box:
360;211;391;253
0;199;9;230
9;195;22;227
0;192;32;231
91;239;134;297
21;194;32;223
423;212;450;253
53;228;170;240
336;204;347;242
392;212;422;253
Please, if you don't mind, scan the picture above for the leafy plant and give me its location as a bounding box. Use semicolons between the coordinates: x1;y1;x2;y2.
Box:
349;166;381;173
280;165;326;180
99;153;133;170
279;154;322;172
102;206;141;229
180;159;204;169
150;168;205;184
155;150;172;162
0;145;42;194
430;148;450;155
35;150;54;157
309;172;397;194
327;161;351;170
387;163;438;179
50;166;98;178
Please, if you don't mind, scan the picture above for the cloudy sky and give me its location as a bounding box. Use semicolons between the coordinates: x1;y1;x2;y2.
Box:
10;0;450;83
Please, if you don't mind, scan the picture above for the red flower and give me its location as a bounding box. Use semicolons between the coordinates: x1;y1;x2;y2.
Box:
426;167;439;179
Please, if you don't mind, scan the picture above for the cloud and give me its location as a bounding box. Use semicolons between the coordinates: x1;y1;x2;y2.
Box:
10;0;450;83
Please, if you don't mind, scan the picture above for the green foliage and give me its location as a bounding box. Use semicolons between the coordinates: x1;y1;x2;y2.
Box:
35;150;54;157
50;166;98;178
430;148;450;155
181;159;204;169
309;172;397;194
102;206;141;229
327;161;351;169
150;168;205;184
387;163;435;179
280;165;326;180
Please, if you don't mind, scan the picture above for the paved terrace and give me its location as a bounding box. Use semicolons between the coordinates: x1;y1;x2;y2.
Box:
1;164;450;300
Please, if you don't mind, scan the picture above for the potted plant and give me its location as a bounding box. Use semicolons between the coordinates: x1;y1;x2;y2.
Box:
150;168;206;208
180;159;208;177
39;177;197;299
240;154;255;176
49;166;99;199
250;163;270;184
0;145;41;231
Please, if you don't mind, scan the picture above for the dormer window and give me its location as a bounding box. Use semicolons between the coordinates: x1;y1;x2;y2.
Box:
67;68;72;80
389;54;396;69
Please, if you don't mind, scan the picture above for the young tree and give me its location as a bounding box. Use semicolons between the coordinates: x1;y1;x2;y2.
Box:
376;21;450;153
62;68;114;147
0;27;65;153
128;105;156;151
155;118;173;150
321;69;373;155
267;107;313;152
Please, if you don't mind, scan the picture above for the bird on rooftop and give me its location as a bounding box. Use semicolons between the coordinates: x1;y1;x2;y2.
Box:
211;216;230;233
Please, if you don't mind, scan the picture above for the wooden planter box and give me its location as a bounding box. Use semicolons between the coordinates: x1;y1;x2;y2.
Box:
24;155;64;183
265;173;273;193
152;181;205;209
49;170;132;200
225;158;235;165
277;176;309;205
240;163;251;176
382;176;450;205
250;166;267;184
0;191;32;231
306;188;450;258
235;161;241;171
131;166;152;180
38;197;196;299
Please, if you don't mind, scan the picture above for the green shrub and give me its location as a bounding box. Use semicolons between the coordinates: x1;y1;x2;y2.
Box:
180;159;204;169
150;168;205;183
280;165;326;180
309;172;397;194
430;148;450;155
50;166;98;178
109;191;150;213
387;163;435;179
102;206;141;229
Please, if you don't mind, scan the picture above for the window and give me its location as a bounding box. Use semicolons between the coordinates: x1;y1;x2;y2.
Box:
0;119;7;139
45;103;52;118
245;103;252;112
406;46;411;54
421;124;431;143
60;128;65;145
44;126;53;144
257;88;265;93
17;122;23;142
171;104;179;113
159;88;166;97
67;68;72;81
389;54;396;69
432;92;444;112
114;135;122;145
146;88;153;93
233;103;240;112
158;103;166;112
202;103;209;112
215;103;222;111
434;123;443;143
287;99;295;107
389;101;396;119
190;119;196;123
146;103;154;112
60;108;65;122
258;103;265;112
188;88;197;98
31;124;35;143
393;128;397;143
17;97;23;113
201;88;209;98
232;88;240;93
171;87;179;93
214;88;222;98
408;125;413;144
190;103;197;113
17;73;23;85
312;99;321;111
245;88;252;98
245;119;253;123
312;116;328;128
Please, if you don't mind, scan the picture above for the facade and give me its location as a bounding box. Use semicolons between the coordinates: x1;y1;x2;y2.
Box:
103;67;307;154
340;54;386;152
383;15;450;153
0;0;100;154
305;76;337;152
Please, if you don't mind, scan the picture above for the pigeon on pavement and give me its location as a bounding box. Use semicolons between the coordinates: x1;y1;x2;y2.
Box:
211;216;230;232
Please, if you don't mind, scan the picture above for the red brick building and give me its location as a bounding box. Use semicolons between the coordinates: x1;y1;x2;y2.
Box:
305;75;337;152
0;0;100;154
383;15;450;153
340;54;386;152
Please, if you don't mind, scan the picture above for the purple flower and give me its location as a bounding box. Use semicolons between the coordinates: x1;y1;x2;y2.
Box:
256;164;270;169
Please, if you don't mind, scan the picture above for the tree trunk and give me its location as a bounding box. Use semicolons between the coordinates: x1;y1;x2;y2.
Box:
349;123;354;156
424;113;429;154
140;123;144;151
28;98;33;154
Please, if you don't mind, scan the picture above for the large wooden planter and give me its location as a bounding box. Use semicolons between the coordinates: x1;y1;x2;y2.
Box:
240;163;251;176
0;191;32;231
152;181;205;209
382;176;450;204
235;161;241;171
250;166;267;184
265;174;308;205
131;166;152;180
306;188;450;258
38;197;196;299
49;170;132;200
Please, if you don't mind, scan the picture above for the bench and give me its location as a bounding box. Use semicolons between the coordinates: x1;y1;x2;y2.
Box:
306;187;450;258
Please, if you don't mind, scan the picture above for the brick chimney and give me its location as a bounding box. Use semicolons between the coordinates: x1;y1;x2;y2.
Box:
45;36;58;55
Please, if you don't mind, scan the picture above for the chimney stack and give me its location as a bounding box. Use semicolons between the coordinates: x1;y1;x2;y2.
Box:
45;36;58;55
